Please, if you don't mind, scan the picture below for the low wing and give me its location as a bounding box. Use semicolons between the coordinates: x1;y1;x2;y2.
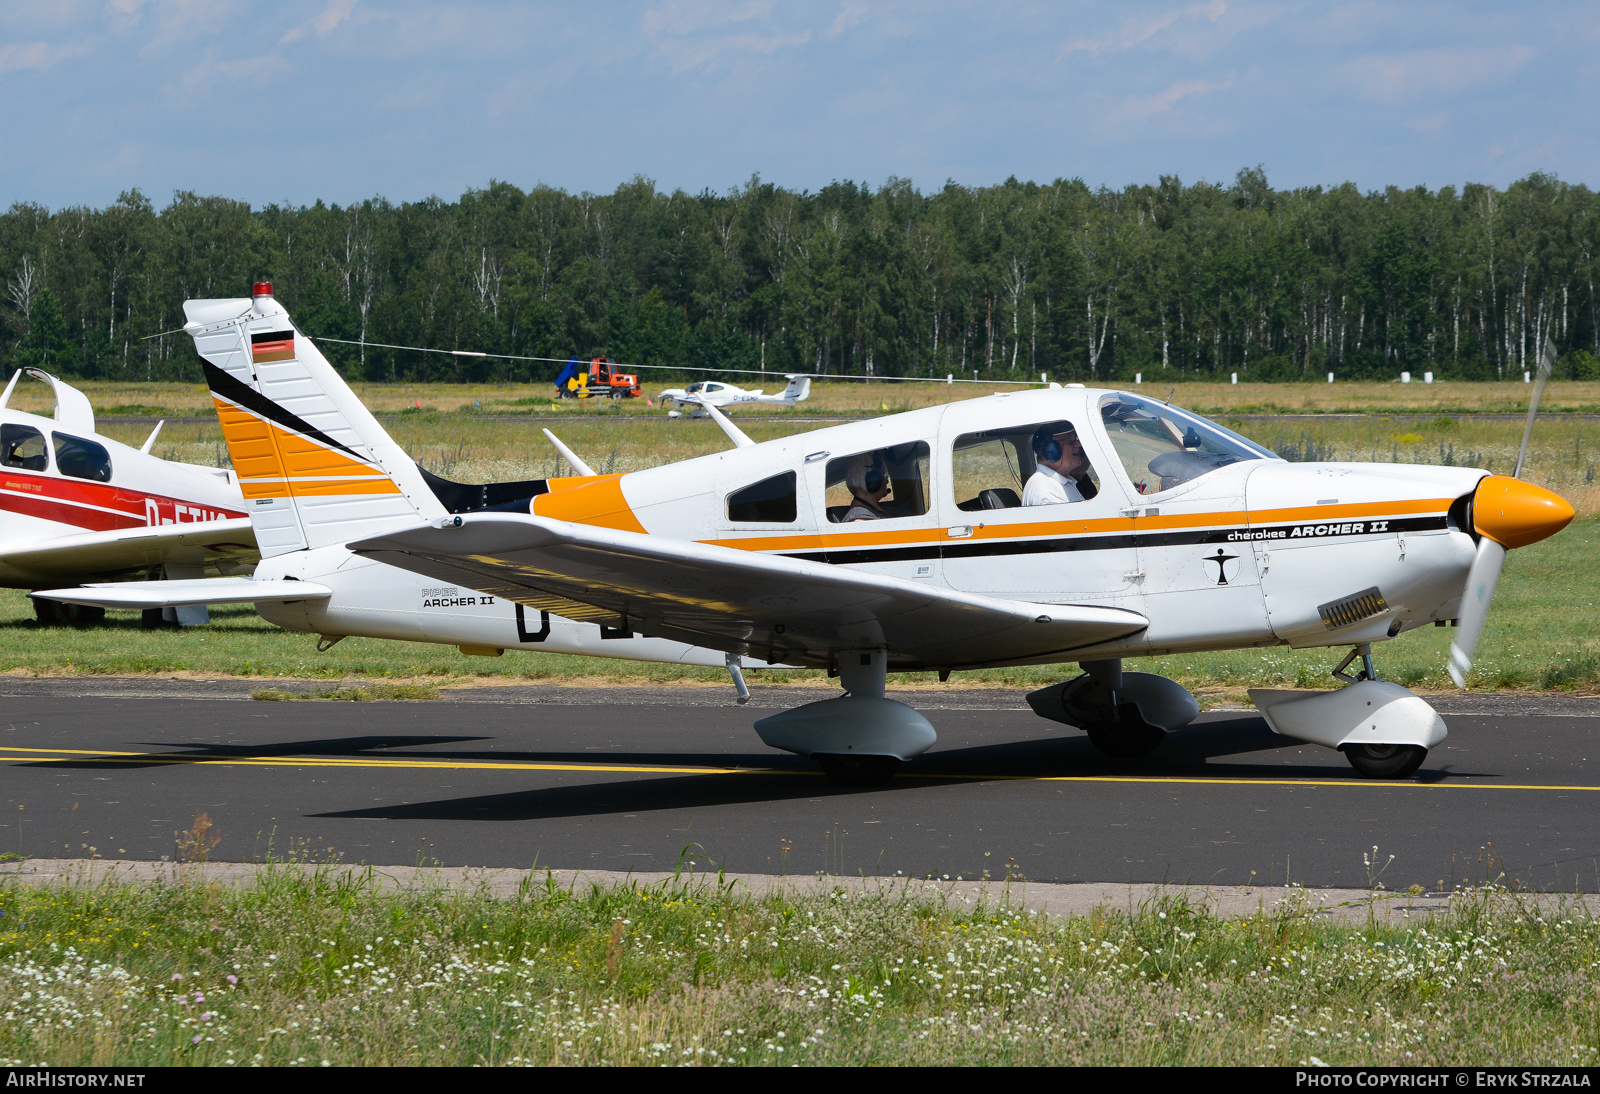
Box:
350;515;1147;670
31;576;330;609
0;518;258;584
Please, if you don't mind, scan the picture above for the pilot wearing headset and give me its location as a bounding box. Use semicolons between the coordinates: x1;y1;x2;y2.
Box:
843;452;893;521
1022;422;1096;506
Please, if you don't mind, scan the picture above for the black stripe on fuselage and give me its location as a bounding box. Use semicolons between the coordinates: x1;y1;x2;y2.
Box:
201;358;364;462
782;513;1449;565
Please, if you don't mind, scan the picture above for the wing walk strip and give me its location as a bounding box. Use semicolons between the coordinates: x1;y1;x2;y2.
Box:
0;747;1591;790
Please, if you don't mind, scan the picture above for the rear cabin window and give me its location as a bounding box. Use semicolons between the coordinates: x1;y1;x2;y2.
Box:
1;424;48;472
52;433;112;482
727;471;797;522
824;442;931;523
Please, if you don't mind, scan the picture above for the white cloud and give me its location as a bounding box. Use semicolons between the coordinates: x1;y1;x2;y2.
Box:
1062;0;1228;56
642;0;809;73
827;1;870;38
0;40;87;75
1344;45;1536;104
1105;75;1234;127
281;0;360;45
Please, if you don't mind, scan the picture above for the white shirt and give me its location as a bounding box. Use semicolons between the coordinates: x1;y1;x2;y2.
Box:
1022;465;1086;506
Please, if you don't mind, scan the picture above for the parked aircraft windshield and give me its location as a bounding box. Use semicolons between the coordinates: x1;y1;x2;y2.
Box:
1099;393;1272;495
52;432;112;483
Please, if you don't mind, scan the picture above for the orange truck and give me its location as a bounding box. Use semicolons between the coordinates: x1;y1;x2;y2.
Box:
556;357;642;399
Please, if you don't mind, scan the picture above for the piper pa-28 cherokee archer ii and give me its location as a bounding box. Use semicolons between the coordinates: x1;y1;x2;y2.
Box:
0;368;254;625
39;283;1575;784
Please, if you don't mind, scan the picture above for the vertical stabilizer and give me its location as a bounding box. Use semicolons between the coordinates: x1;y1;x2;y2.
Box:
782;375;811;403
183;284;445;557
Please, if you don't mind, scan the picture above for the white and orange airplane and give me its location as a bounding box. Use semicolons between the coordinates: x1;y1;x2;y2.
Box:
0;367;254;624
39;284;1575;783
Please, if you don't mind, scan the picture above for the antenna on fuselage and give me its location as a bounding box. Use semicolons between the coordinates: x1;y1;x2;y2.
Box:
139;420;165;454
690;397;755;449
541;429;597;477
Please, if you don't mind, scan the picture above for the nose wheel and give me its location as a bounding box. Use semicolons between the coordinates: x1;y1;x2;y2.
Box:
1342;743;1427;779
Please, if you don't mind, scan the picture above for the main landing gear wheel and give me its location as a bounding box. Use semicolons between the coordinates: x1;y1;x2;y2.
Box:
1084;708;1166;759
816;754;900;787
32;598;105;626
1342;743;1427;780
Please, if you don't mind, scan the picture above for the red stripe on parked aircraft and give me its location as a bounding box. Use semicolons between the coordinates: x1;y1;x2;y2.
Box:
0;470;244;531
0;490;145;532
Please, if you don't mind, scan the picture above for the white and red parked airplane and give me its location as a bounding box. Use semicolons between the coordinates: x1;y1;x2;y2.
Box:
0;368;255;624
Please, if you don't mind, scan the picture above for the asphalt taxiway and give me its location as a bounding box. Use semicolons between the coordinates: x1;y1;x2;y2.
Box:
2;679;1598;892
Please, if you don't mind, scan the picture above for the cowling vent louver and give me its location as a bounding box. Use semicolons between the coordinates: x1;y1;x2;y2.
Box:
1318;587;1389;631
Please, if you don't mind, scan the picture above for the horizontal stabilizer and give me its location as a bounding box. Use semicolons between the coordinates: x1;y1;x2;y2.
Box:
350;514;1147;670
31;577;332;610
0;518;257;584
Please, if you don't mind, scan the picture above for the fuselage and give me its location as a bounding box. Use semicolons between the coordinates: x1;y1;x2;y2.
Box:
518;386;1485;668
0;406;249;586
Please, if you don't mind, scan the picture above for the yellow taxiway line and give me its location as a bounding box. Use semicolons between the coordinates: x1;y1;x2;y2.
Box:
0;746;743;777
1;745;1598;791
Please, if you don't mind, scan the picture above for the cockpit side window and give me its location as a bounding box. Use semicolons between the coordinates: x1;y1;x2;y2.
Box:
727;471;797;522
953;423;1100;511
1;424;49;472
52;432;112;483
824;442;930;523
1098;393;1270;495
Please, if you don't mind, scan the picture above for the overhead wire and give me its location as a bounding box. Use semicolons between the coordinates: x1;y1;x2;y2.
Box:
307;335;1054;387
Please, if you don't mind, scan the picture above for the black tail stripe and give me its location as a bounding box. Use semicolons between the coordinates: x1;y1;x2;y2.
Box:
201;359;364;462
250;330;295;346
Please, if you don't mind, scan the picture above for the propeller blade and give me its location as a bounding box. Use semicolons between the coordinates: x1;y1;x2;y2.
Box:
1513;337;1556;479
1448;536;1507;688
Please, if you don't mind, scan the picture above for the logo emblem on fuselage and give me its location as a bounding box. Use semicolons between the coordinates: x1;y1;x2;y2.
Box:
1203;548;1240;586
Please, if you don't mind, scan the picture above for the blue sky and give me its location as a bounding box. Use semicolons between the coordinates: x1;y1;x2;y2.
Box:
1;1;1596;209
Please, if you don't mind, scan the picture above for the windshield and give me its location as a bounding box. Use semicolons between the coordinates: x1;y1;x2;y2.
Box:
1099;393;1273;496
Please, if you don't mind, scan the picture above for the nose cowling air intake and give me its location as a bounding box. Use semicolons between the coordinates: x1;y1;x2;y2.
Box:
1472;475;1574;549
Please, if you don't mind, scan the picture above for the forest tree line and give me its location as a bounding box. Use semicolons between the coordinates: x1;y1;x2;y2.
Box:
4;168;1600;385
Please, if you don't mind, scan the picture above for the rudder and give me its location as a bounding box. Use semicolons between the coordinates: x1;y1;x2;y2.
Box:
183;283;445;556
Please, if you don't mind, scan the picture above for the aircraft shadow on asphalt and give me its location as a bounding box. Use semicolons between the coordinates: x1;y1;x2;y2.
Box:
310;715;1396;823
14;735;492;770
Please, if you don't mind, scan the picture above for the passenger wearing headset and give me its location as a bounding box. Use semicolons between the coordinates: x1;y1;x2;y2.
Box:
842;452;893;521
1022;421;1096;506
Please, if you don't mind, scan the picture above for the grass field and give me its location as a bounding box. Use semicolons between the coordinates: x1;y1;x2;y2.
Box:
0;870;1594;1066
20;375;1600;419
5;378;1597;692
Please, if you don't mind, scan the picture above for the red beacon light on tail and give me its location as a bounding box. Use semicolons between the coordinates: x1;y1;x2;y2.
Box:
251;282;274;297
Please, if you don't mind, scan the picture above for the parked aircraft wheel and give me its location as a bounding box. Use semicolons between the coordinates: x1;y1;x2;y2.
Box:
32;598;104;626
1084;714;1165;759
141;608;171;630
1342;743;1426;779
816;754;900;787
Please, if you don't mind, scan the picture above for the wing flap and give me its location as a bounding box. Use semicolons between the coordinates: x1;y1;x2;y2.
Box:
351;515;1147;669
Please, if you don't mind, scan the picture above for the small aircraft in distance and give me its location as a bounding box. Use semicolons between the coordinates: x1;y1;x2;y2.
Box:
41;284;1575;786
0;368;254;625
659;375;811;415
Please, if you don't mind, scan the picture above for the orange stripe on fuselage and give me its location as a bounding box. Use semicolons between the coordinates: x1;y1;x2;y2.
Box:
699;497;1458;553
531;474;646;533
212;398;400;498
